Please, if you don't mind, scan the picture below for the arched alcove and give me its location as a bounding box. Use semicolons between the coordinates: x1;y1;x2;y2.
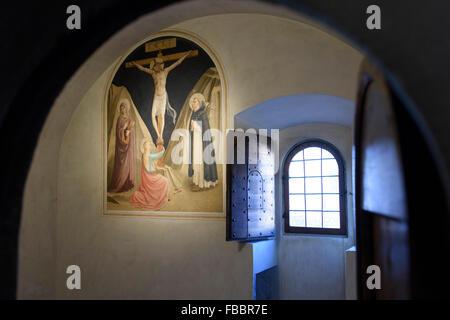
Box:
234;94;355;129
235;94;355;299
6;0;448;300
18;6;363;299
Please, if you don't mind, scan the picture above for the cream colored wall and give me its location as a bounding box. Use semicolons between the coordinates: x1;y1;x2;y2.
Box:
18;6;362;299
172;14;361;127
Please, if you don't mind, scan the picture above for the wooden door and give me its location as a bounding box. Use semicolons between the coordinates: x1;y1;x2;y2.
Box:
355;60;411;299
354;60;450;299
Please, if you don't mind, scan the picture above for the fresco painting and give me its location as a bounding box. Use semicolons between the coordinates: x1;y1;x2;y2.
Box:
105;36;223;213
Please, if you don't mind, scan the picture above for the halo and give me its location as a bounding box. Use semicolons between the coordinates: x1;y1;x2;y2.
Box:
118;98;130;113
189;92;206;109
140;137;153;154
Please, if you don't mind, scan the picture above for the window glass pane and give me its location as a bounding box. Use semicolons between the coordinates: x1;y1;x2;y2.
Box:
292;150;304;161
322;149;334;159
304;147;322;159
290;211;305;227
304;160;321;177
323;194;340;211
323;212;340;229
289;178;304;193
289;161;304;177
322;177;339;194
289;195;305;210
322;159;338;176
306;211;322;228
286;144;345;233
306;194;322;210
305;177;321;194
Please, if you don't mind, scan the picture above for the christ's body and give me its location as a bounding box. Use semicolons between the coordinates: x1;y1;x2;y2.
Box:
132;50;191;147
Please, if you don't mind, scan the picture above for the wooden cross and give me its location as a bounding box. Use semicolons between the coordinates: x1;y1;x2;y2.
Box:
125;38;198;68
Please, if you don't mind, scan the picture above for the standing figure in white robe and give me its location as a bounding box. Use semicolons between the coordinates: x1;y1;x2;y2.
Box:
188;93;218;191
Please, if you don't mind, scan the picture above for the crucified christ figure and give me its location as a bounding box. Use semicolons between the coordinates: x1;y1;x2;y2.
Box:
131;50;192;148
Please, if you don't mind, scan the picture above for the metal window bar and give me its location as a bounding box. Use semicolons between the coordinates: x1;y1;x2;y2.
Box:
321;148;324;228
290;210;340;213
289;193;339;195
302;151;307;227
289;175;339;179
290;158;335;162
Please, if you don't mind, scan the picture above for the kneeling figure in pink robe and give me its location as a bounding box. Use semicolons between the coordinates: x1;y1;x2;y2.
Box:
130;140;168;210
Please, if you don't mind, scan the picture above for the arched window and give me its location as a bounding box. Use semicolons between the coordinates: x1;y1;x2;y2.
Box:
283;140;347;235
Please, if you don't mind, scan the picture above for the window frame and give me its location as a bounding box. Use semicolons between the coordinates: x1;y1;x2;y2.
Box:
283;139;348;235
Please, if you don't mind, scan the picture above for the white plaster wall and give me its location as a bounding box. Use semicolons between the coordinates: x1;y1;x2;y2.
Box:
276;123;354;299
18;5;362;299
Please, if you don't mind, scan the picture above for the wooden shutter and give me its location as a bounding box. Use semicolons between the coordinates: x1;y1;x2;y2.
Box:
226;133;275;241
